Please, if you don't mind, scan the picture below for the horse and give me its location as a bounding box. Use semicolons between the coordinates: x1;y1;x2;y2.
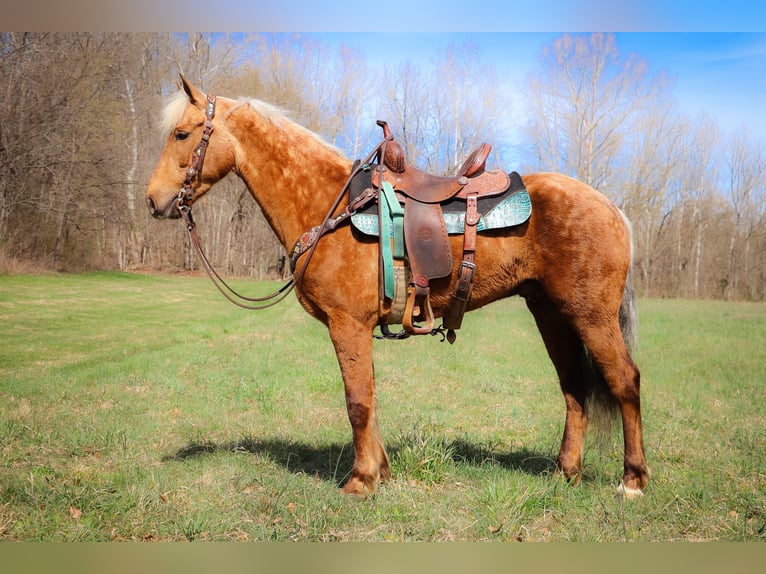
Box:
145;76;649;499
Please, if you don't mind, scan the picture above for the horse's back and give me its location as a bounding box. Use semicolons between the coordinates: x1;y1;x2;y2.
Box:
523;172;626;231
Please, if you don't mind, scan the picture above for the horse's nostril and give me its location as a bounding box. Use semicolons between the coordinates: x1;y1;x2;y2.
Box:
146;197;156;214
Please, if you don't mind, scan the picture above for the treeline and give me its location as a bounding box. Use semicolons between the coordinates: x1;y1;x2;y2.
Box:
0;32;763;300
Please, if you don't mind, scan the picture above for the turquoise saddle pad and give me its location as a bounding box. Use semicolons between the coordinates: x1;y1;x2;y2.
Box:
348;165;532;237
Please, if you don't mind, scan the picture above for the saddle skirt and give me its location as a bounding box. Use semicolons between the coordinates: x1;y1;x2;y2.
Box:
349;167;531;237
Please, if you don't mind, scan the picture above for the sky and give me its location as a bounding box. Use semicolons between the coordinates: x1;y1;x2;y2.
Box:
9;1;766;140
310;32;766;143
15;0;762;34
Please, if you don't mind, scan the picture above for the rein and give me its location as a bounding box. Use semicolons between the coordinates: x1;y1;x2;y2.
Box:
174;93;294;310
175;92;388;311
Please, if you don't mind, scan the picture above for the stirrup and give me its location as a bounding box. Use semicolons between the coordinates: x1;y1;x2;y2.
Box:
402;282;435;335
375;322;411;340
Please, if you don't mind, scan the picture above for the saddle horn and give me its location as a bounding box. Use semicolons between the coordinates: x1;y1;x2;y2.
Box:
377;120;406;174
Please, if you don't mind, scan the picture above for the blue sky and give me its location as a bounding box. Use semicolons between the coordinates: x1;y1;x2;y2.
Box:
311;32;766;142
11;2;765;140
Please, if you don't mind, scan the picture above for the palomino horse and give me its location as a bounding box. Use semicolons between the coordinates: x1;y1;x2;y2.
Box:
146;77;649;498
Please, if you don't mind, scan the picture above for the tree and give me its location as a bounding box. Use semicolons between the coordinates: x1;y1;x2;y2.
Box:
0;33;127;268
522;33;663;191
432;42;506;174
376;42;507;176
377;60;432;169
723;128;766;299
681;114;720;298
620;101;691;296
1;32;764;300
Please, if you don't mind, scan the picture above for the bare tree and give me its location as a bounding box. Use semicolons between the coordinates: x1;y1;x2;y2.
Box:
522;33;664;191
431;42;507;174
620;101;691;296
682;114;721;298
1;32;764;299
375;42;507;176
723;128;766;299
376;60;433;169
0;33;126;268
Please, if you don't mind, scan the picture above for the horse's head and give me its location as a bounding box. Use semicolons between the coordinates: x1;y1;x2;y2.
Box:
146;76;236;219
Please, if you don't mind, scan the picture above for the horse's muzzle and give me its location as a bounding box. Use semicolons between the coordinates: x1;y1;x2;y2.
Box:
146;196;182;220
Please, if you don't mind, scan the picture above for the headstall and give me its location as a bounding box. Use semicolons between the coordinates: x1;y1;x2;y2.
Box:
176;92;385;311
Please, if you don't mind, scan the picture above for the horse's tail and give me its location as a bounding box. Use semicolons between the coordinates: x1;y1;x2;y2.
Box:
618;210;639;355
586;209;638;440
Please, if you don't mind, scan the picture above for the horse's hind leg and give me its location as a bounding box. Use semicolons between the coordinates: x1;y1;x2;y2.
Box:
523;286;591;484
326;310;391;498
524;284;649;496
574;318;649;497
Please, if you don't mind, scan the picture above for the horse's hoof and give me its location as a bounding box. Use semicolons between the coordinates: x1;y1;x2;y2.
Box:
342;489;370;501
615;482;644;499
341;476;376;500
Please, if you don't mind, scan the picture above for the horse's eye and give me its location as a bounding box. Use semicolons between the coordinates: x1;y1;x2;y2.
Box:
175;131;190;141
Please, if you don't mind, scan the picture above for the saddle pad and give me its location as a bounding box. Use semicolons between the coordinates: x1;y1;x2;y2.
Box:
348;165;531;236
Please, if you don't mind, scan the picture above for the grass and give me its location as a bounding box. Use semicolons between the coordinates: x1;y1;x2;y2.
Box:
1;271;765;541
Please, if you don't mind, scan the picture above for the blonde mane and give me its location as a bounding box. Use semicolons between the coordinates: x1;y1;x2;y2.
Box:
231;97;343;155
159;90;342;156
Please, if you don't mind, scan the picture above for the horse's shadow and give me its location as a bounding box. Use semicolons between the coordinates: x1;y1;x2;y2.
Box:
163;435;557;487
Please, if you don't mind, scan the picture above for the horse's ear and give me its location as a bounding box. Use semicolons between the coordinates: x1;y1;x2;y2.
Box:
179;74;205;108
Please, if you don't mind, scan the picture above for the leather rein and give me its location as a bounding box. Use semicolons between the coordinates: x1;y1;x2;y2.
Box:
175;92;387;311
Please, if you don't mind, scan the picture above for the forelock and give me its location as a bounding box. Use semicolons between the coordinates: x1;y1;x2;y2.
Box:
159;90;192;139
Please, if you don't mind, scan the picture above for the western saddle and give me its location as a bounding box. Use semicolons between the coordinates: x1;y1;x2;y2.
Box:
371;121;511;341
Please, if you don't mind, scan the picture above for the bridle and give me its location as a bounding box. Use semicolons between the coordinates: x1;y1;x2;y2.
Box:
175;92;385;311
176;93;217;214
175;93;296;310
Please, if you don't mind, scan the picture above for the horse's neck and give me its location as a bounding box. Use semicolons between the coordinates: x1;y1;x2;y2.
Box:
229;105;353;249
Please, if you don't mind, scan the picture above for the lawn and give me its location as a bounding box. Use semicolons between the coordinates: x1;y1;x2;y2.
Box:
1;272;764;541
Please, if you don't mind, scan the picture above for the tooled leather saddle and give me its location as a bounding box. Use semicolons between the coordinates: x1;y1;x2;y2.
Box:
349;120;530;342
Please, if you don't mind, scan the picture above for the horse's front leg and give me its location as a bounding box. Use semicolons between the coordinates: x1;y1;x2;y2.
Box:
327;311;390;498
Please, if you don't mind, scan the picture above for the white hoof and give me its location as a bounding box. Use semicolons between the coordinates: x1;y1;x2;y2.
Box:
616;483;644;499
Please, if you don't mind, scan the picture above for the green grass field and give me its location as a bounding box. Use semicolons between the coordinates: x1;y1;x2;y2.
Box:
1;271;764;541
